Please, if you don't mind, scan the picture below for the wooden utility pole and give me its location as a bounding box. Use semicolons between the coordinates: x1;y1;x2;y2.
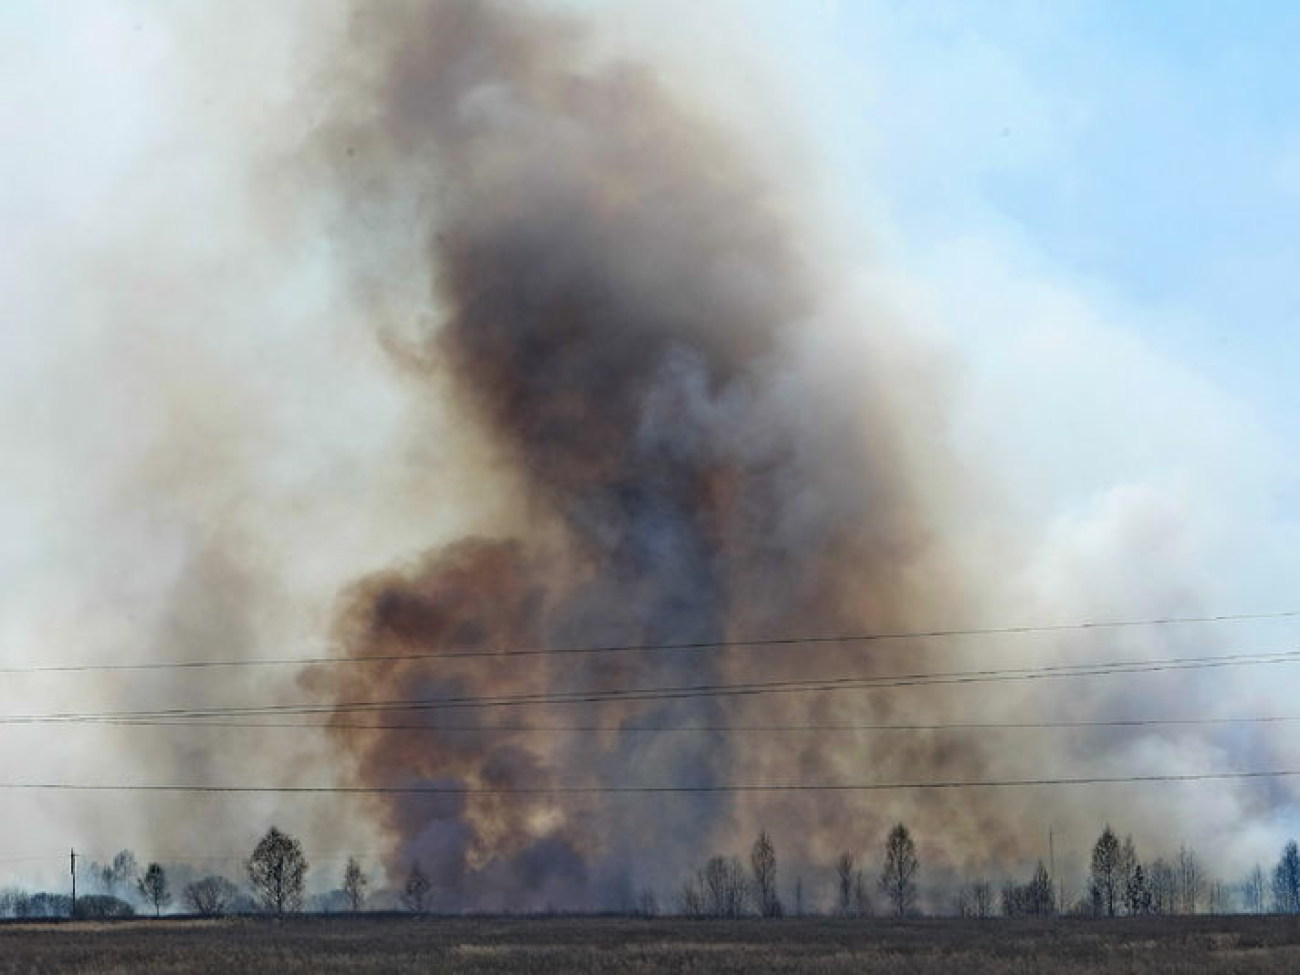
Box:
70;848;77;917
1048;829;1056;915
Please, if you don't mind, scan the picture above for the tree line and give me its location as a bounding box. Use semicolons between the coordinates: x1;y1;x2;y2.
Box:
677;823;919;919
1077;825;1300;918
671;824;1300;920
0;824;515;919
7;821;1300;919
0;826;314;919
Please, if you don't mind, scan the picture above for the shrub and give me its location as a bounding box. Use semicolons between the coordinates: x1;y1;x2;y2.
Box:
74;894;136;919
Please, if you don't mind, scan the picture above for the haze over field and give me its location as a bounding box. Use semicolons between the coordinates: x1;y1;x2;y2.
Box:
2;0;1299;909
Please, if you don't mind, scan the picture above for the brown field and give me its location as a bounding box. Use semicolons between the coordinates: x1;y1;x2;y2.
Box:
5;915;1300;973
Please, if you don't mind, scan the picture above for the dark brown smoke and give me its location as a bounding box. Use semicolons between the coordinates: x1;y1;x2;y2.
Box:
307;0;1014;909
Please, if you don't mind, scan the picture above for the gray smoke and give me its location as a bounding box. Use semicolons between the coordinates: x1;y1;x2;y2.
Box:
2;0;1290;908
304;0;1020;910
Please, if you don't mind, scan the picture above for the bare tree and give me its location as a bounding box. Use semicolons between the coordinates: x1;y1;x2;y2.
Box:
1002;862;1054;917
1117;835;1137;914
1273;840;1300;913
853;868;871;917
137;862;171;918
750;831;782;917
835;852;855;916
879;823;919;918
402;861;431;913
0;890;28;919
72;894;134;920
184;875;237;916
1148;857;1176;915
343;857;369;912
954;885;972;918
1089;825;1121;917
679;875;704;917
956;881;992;918
700;856;748;919
1177;844;1205;915
1125;863;1151;915
635;888;658;917
1207;879;1229;914
792;876;805;917
1029;861;1055;916
1000;881;1021;917
1243;863;1266;914
247;826;308;915
97;850;139;900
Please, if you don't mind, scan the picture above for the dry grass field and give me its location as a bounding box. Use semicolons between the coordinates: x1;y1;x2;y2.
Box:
6;915;1300;974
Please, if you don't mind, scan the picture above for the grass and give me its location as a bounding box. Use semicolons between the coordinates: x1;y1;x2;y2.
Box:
5;915;1300;973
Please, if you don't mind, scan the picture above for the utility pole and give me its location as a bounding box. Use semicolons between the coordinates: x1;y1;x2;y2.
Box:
1049;828;1058;916
70;848;77;918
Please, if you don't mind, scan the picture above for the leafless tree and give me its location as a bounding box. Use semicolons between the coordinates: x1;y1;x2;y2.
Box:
97;850;139;899
1125;863;1151;915
72;894;134;919
1002;862;1054;917
954;885;971;918
247;826;308;915
701;856;748;919
679;875;705;917
792;876;805;917
1089;825;1121;917
1177;844;1205;915
1029;861;1055;915
835;852;855;916
1117;835;1137;914
879;824;919;917
1273;840;1300;913
137;863;171;918
184;875;238;916
1243;863;1266;914
853;868;871;917
1148;857;1176;915
635;888;658;917
15;893;70;918
972;880;993;919
0;889;32;919
343;857;369;912
402;861;432;913
1000;881;1020;917
1206;879;1229;914
750;831;782;917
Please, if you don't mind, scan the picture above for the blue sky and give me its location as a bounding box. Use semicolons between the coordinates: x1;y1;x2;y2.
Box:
747;0;1300;436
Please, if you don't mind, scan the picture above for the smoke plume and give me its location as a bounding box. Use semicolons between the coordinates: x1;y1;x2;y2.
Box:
7;0;1292;907
304;0;1018;910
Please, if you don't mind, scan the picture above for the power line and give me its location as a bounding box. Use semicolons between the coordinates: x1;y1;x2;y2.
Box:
60;714;1300;734
3;609;1297;675
0;850;392;867
77;850;389;864
4;645;1300;724
1;770;1299;795
0;853;64;864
